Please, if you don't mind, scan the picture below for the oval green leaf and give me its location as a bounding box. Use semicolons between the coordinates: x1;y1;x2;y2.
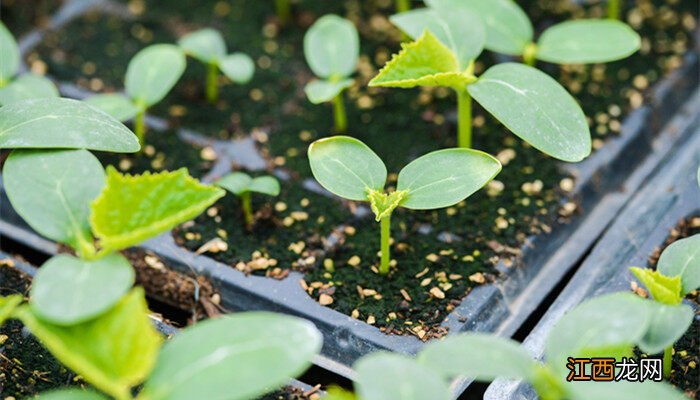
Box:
216;172;252;196
308;136;387;201
125;44;185;107
0;21;19;83
4;149;105;251
31;254;135;325
85;93;139;122
638;302;693;354
17;288;161;400
469;63;591;162
90;168;225;252
178;28;227;63
249;176;280;196
220;53;255;84
38;389;110;400
536;20;641;64
139;312;322;400
418;333;537;382
355;353;451;400
657;234;700;296
305;78;353;104
304;15;359;79
397;148;501;209
0;74;59;106
0;98;140;152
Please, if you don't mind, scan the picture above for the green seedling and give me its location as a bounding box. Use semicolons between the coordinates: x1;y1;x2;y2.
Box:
85;44;186;147
0;22;59;105
303;15;359;133
216;172;281;228
178;28;255;104
629;233;700;377
308;136;501;275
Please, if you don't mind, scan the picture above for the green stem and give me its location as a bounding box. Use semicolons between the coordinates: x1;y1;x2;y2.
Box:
607;0;620;20
206;62;219;104
456;88;472;148
76;234;97;260
134;109;146;149
275;0;292;24
241;192;253;228
663;346;673;379
379;215;391;275
332;93;347;133
396;0;410;13
523;42;538;67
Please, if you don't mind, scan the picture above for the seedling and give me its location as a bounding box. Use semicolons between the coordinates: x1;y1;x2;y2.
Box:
216;172;281;228
629;233;700;377
85;44;186;146
178;28;255;104
303;15;359;133
308;136;501;275
0;22;58;105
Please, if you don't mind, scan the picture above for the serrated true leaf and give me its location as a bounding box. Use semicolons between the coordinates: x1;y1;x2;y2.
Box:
17;288;161;400
125;44;185;107
31;254;134;325
418;333;538;382
427;0;533;56
90;168;225;252
139;312;322;400
355;353;451;400
629;267;682;305
0;98;140;152
85;93;139;122
0;294;23;326
0;22;19;83
0;74;59;106
390;7;485;68
38;389;110;400
305;78;354;104
220;53;255;83
304;15;359;79
536;20;641;64
568;381;689;400
397;148;501;209
657;234;700;296
469;63;591;162
4;149;105;252
178;28;227;64
368;190;407;221
369;31;475;89
308;136;386;201
638;302;693;354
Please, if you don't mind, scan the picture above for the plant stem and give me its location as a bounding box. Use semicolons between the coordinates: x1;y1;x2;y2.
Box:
607;0;620;20
206;62;219;104
523;43;538;67
456;88;472;148
332;93;347;133
241;192;254;228
134;109;146;148
663;346;673;378
379;215;391;275
275;0;292;25
396;0;410;12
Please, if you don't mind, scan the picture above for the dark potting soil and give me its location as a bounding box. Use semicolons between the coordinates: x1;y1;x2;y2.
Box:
0;0;62;36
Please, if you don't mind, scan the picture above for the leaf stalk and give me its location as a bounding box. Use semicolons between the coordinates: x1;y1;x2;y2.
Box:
206;62;219;104
456;88;472;148
332;93;347;133
241;191;254;228
608;0;620;20
663;346;672;378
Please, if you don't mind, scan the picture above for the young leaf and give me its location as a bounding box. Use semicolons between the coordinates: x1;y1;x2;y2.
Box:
38;389;110;400
217;172;280;196
219;53;255;83
657;234;700;296
0;21;19;84
0;98;140;152
426;0;533;56
568;381;689;400
0;294;23;326
629;267;682;305
4;149;105;252
308;136;386;201
139;312;322;400
178;28;227;63
125;44;186;107
468;63;591;162
304;15;359;79
397;148;501;209
354;353;451;400
305;78;354;104
90;168;225;252
0;74;59;105
248;176;281;196
369;31;475;89
389;7;485;68
31;254;135;325
418;333;538;382
536;20;641;64
17;288;161;400
85;93;139;122
368;190;407;221
638;302;693;354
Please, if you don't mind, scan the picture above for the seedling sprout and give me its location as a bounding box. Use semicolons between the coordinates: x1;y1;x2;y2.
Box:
216;172;281;229
308;136;501;275
178;28;255;104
